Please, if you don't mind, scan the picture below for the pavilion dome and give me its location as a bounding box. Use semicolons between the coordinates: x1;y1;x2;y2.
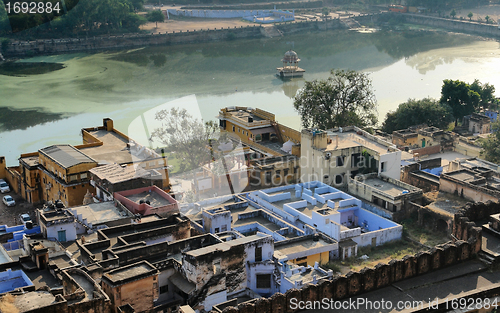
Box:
282;50;300;63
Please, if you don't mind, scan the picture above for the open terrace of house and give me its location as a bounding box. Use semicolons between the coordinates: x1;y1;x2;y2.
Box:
72;201;132;226
274;237;333;259
79;129;144;165
327;131;396;156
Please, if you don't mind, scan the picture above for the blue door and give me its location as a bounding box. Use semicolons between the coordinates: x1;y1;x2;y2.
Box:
58;230;66;242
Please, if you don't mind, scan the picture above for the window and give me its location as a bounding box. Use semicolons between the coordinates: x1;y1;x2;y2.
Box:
265;172;272;184
284;168;289;176
80;173;87;180
256;274;271;289
213;258;221;275
337;156;344;167
232;126;235;132
160;285;168;294
255;246;262;262
215;227;219;233
221;225;227;232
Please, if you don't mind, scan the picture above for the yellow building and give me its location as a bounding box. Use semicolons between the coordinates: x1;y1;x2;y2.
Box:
2;118;171;206
38;145;98;207
218;106;301;157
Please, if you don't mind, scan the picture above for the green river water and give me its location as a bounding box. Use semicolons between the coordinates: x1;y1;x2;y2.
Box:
1;29;500;165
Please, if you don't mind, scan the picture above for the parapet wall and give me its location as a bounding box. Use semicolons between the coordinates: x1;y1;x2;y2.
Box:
221;241;475;313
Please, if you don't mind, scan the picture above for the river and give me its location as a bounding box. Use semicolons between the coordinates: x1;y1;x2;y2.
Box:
1;29;500;165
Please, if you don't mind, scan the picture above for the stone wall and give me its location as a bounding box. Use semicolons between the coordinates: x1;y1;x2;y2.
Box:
2;19;344;58
220;241;475;313
403;13;500;38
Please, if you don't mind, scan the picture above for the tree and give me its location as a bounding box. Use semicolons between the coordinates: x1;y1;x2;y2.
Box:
293;69;378;130
440;79;495;125
480;120;500;163
485;15;490;23
382;98;454;133
468;12;473;21
148;10;164;28
322;7;330;18
151;108;219;201
450;9;457;18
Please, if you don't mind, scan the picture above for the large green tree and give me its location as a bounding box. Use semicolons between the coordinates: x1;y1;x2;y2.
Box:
440;79;496;126
480;120;500;163
293;69;378;130
382;98;454;133
147;10;165;28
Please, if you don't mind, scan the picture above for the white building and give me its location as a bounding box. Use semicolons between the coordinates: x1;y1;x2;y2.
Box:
300;126;402;187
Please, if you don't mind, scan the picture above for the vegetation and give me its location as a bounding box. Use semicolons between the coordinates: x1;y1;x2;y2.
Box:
440;79;496;125
0;0;147;36
480;120;500;164
450;9;457;18
147;10;165;28
293;69;377;130
151;107;221;200
468;12;473;21
382;98;454;133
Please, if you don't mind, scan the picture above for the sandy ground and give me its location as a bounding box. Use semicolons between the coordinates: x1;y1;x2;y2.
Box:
140;16;256;34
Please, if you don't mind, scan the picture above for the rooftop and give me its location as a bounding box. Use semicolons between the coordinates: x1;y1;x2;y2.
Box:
327;131;396;155
80;130;161;165
185;234;268;258
362;177;417;197
275;237;332;256
14;291;57;312
19;155;39;167
125;190;173;207
72;201;132;226
103;261;157;285
89;163;150;184
40;145;96;168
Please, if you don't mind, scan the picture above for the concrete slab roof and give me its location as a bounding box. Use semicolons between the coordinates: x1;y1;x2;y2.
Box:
79;130;143;165
89;163;150;184
19;155;39;167
185;234;268;258
104;261;157;285
362;178;412;197
125;191;172;207
14;291;57;312
40;145;96;168
72;201;130;225
327;131;394;155
275;237;332;256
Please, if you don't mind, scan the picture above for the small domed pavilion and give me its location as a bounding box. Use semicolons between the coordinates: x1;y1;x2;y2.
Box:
276;50;305;78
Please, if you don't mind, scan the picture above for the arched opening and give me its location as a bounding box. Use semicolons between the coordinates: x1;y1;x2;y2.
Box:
436;219;448;233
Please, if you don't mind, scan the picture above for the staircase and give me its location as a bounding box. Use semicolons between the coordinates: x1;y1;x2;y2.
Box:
478;250;496;266
341;18;362;29
260;26;283;38
271;122;284;143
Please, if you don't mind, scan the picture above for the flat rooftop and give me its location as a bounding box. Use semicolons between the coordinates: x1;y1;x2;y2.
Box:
19;155;39;167
79;130;143;164
445;170;478;182
40;145;96;168
363;178;412;197
105;261;156;283
125;191;172;207
228;110;265;122
14;291;57;312
72;201;130;225
289;268;326;283
327;132;394;155
185;234;266;258
275;237;332;256
90;163;150;183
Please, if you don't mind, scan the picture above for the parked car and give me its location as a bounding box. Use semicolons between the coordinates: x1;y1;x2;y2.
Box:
19;213;32;226
2;195;15;207
0;180;10;193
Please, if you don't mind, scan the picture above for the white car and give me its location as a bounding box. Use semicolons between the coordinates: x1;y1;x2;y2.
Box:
0;180;9;193
19;214;32;226
2;195;15;207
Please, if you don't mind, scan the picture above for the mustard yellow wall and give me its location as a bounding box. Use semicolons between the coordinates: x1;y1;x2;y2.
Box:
290;252;329;267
